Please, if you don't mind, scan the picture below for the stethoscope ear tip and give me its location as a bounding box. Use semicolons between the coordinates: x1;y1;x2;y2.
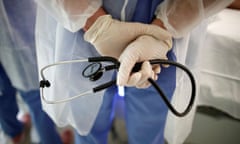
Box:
40;80;51;88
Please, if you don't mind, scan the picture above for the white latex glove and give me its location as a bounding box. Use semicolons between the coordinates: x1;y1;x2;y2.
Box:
117;35;172;88
84;15;171;58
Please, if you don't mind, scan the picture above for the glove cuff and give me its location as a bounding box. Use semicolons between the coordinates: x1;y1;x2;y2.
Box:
84;15;113;44
83;7;107;32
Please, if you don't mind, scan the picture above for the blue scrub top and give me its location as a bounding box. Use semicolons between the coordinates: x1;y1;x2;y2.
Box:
132;0;164;23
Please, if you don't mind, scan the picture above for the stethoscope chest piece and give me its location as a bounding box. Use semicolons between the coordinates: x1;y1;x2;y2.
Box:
82;62;103;81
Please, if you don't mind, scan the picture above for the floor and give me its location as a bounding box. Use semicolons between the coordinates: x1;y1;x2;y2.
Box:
108;106;240;144
184;107;240;144
1;96;240;144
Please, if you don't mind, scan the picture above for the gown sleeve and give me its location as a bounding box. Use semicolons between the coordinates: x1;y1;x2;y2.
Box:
155;0;233;38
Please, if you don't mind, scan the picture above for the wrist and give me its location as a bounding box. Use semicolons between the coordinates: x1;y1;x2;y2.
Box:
151;18;166;30
83;7;107;32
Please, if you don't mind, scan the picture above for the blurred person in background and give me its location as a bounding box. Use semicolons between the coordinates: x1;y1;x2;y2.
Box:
0;0;73;143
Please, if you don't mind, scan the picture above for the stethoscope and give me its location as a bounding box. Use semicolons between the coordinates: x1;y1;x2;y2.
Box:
40;56;196;117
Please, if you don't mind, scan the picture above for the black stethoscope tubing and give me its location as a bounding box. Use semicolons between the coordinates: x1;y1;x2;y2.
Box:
87;57;196;117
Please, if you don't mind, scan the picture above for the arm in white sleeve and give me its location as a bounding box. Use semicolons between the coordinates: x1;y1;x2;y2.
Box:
35;0;102;32
155;0;233;38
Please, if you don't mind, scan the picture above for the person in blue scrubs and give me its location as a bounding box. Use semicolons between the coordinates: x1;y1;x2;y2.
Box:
35;0;233;144
0;64;63;144
74;1;176;144
0;0;64;143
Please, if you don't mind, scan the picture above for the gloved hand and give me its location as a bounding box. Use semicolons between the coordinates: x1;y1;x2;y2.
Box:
84;15;171;58
117;35;172;88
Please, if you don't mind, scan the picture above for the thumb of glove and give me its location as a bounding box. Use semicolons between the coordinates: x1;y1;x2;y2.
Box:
117;51;138;86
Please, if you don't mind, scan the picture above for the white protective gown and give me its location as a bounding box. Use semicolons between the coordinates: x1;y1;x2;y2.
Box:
35;0;233;143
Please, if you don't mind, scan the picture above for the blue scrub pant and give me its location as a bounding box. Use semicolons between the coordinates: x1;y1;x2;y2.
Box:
74;52;176;144
0;64;62;144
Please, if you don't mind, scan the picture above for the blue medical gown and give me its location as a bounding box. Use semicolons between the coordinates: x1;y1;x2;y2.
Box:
0;0;38;92
36;0;176;144
0;0;63;143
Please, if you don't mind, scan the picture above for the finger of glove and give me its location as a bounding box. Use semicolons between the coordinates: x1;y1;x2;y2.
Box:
136;81;152;89
127;62;153;88
136;71;156;89
117;52;138;86
136;71;159;89
154;74;158;81
152;64;161;74
125;72;142;87
117;58;154;87
135;61;154;85
161;56;170;68
135;72;155;88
